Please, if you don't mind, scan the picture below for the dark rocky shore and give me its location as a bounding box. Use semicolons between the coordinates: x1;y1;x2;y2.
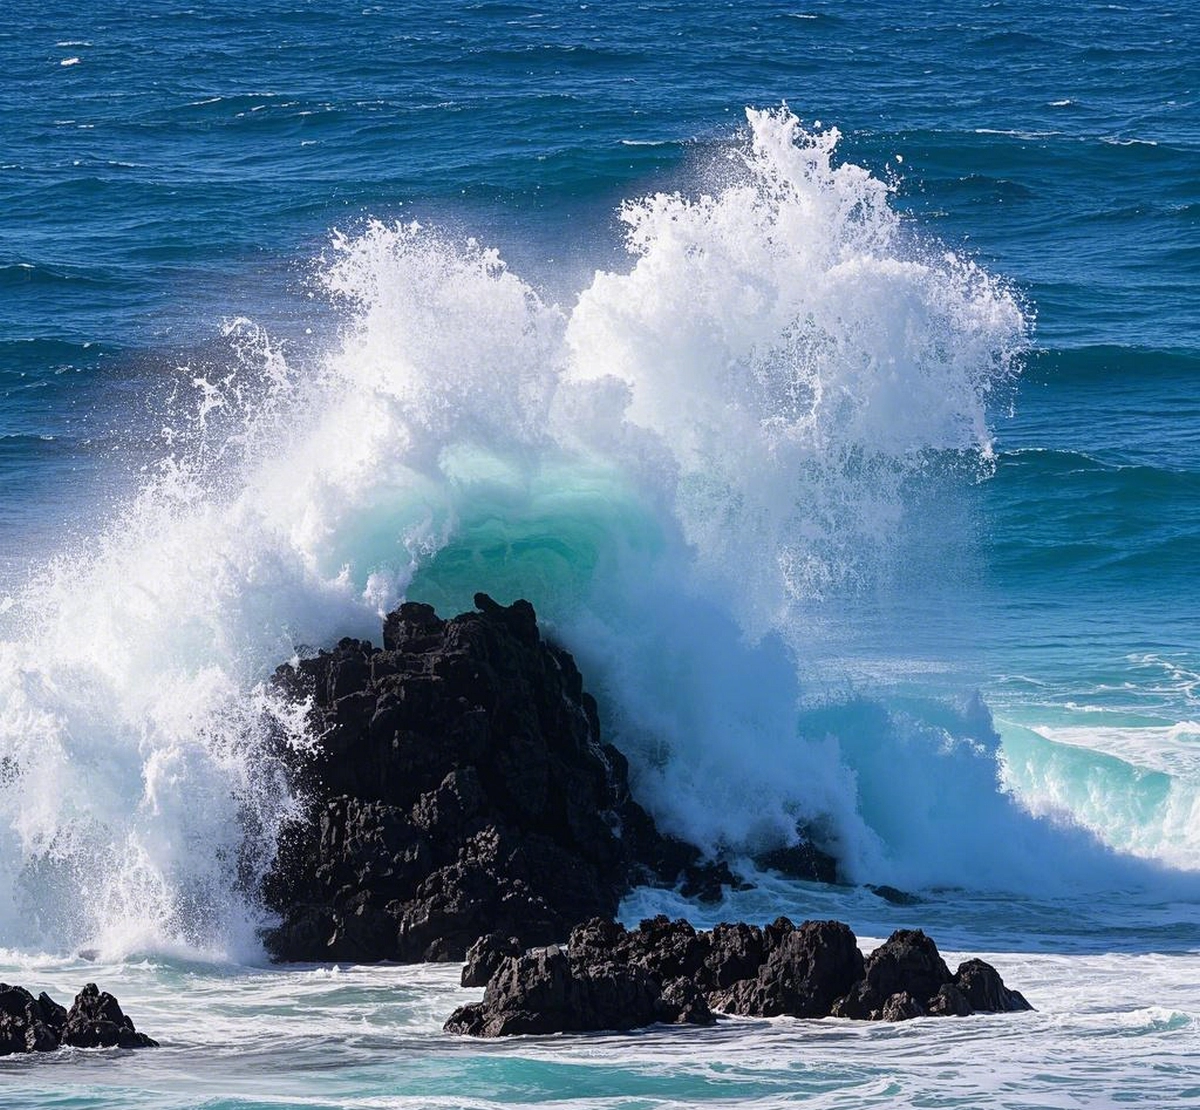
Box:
446;916;1032;1036
263;594;833;963
261;593;1032;1037
0;983;157;1056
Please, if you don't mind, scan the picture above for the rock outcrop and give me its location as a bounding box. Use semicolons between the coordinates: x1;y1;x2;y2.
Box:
0;983;157;1056
829;929;1031;1020
263;595;836;962
445;916;1033;1036
445;942;687;1036
0;985;62;1055
61;983;159;1049
461;933;523;988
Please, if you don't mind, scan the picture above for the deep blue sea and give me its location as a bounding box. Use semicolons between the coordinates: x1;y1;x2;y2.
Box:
1;2;1198;1106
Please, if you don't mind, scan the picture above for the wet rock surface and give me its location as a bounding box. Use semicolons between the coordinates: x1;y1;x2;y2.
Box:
446;916;1033;1036
262;594;837;963
461;933;523;988
0;983;157;1056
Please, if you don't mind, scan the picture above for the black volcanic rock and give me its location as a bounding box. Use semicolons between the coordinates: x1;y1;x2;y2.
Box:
461;933;522;988
878;991;926;1021
0;983;156;1055
262;594;750;963
709;918;863;1018
927;982;972;1016
700;922;767;991
953;958;1033;1013
829;930;1032;1021
829;929;951;1019
443;943;692;1037
0;984;61;1054
867;883;923;906
63;983;158;1049
446;916;1033;1037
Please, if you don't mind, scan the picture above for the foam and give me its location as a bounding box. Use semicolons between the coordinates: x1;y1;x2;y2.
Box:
5;107;1189;962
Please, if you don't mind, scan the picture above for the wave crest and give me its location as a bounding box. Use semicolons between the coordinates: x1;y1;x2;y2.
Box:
17;109;1179;964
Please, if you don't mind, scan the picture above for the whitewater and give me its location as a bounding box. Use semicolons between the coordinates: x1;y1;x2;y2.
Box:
3;51;1199;1110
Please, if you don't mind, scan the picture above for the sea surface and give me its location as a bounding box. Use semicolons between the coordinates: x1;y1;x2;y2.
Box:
1;1;1198;1106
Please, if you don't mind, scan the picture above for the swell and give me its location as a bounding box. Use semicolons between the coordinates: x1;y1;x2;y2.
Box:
1023;345;1200;385
0;263;116;290
991;449;1200;532
986;445;1200;587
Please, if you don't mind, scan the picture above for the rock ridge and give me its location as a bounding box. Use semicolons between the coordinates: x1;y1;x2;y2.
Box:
0;982;157;1056
445;916;1033;1036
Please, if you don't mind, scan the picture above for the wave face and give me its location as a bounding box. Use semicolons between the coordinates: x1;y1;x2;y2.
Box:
0;107;1191;962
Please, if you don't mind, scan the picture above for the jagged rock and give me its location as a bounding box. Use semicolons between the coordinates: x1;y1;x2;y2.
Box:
263;595;732;962
829;931;1034;1022
878;991;926;1021
462;933;522;988
37;992;67;1040
0;984;60;1055
657;976;713;1024
446;918;717;1036
63;983;158;1049
953;958;1033;1013
831;929;951;1019
446;916;1033;1037
446;946;574;1036
261;595;856;962
444;944;694;1036
928;982;972;1016
621;915;709;981
711;919;864;1018
566;915;631;965
0;983;156;1055
867;929;952;1001
829;979;874;1019
700;922;766;991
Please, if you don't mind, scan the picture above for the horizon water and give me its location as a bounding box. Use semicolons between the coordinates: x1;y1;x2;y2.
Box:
1;1;1198;1106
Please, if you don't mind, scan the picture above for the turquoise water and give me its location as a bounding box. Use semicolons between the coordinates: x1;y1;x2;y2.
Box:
1;1;1198;1105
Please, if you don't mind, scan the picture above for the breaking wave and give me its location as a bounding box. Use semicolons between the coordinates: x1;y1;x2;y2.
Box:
0;107;1188;961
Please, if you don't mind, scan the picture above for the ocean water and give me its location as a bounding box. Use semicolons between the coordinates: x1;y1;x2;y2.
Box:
1;0;1198;1106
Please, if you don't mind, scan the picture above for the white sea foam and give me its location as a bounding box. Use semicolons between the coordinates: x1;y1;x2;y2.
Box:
2;936;1197;1110
2;107;1191;962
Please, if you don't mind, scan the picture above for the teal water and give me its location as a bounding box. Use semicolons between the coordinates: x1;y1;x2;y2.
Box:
1;1;1198;1106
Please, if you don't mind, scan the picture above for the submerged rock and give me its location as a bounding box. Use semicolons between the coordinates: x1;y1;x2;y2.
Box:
0;983;157;1056
866;884;923;906
753;841;840;886
446;916;1033;1037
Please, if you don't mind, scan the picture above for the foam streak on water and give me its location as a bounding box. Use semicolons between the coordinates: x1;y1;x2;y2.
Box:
0;933;1196;1110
